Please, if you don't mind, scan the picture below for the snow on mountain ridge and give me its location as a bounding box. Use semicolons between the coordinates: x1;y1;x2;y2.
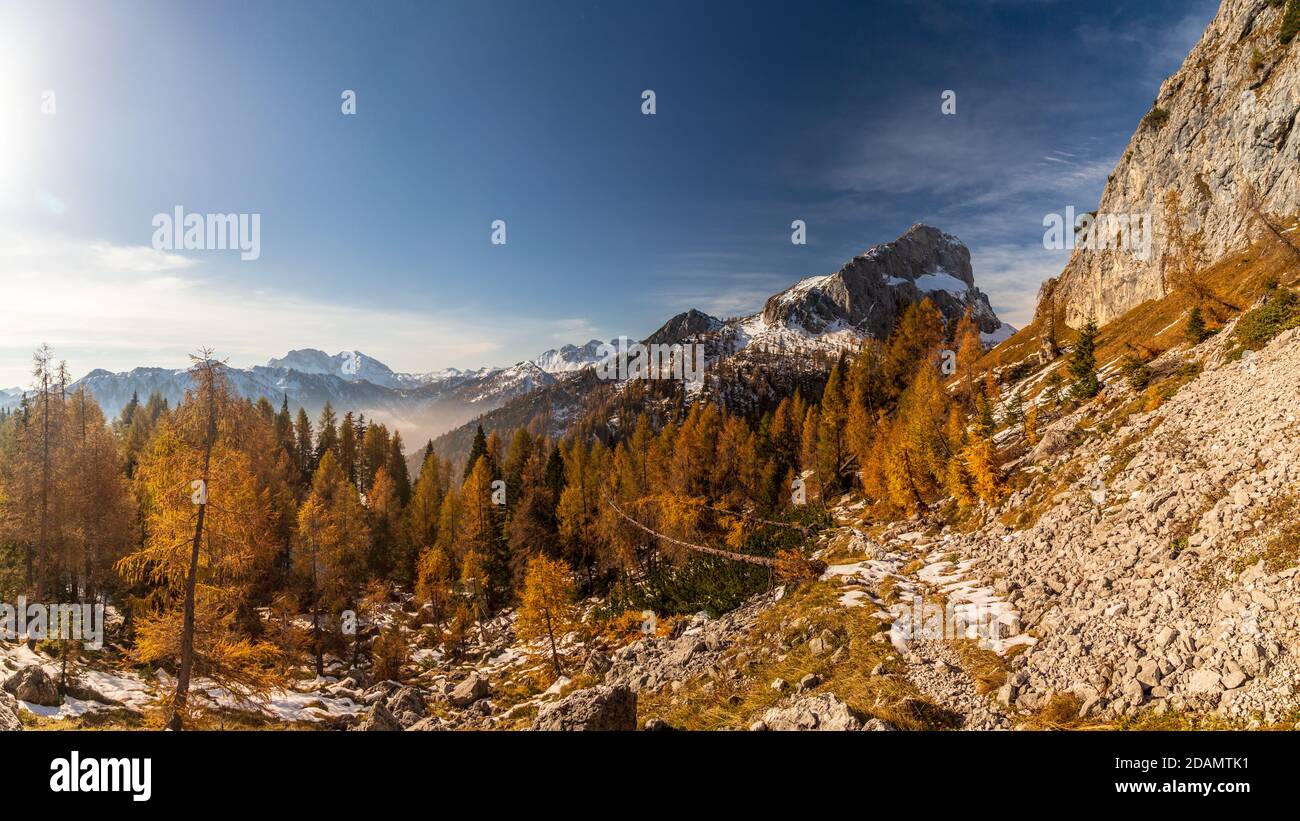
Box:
532;339;614;374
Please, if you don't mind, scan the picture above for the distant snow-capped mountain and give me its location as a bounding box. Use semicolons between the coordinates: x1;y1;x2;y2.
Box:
62;347;575;445
532;339;613;374
264;349;504;390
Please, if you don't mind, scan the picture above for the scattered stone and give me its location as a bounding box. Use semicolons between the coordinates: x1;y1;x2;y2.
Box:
531;685;637;731
449;673;490;707
761;693;863;731
2;666;60;707
352;702;402;732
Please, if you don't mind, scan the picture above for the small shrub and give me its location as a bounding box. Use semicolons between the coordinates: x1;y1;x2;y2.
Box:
1120;354;1152;391
371;625;409;683
1170;536;1188;559
1143;106;1171;130
1143;385;1163;412
1282;0;1300;45
1005;359;1036;382
1183;306;1209;343
1233;287;1300;349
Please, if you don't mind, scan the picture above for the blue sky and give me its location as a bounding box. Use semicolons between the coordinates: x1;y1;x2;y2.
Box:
0;0;1218;386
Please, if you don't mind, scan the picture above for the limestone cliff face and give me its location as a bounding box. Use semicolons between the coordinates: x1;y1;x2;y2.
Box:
1042;0;1299;329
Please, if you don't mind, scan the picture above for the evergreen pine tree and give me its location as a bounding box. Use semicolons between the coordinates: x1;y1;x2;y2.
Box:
464;424;489;480
1069;317;1100;400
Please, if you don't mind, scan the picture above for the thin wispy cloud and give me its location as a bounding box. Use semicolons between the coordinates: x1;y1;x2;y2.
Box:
0;231;574;386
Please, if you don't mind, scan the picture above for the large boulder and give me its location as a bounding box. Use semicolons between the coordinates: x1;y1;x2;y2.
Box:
351;702;401;732
1030;427;1071;462
449;673;490;708
385;685;425;718
531;685;637;731
761;693;864;731
2;666;61;707
407;716;448;731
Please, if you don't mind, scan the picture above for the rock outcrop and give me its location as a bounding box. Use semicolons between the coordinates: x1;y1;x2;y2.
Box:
530;685;637;731
449;673;490;707
645;309;724;346
760;693;865;731
1043;0;1299;329
2;666;61;708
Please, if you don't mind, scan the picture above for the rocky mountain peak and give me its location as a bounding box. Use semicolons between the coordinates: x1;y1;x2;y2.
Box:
760;223;1003;339
645;309;724;345
532;339;613;374
267;348;399;387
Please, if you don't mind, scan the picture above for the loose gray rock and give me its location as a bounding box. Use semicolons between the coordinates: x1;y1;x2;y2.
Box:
2;666;60;707
385;685;425;718
449;673;490;707
582;652;612;677
531;684;637;731
0;697;21;731
352;702;401;731
762;693;863;731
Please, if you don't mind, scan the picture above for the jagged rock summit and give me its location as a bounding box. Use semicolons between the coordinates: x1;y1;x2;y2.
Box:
758;224;1005;340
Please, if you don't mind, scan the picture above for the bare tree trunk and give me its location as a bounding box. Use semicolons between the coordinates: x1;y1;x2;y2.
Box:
167;364;218;731
544;610;563;677
311;548;323;678
80;392;95;604
36;363;50;600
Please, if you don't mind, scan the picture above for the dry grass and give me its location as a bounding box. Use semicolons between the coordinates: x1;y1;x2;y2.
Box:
635;582;958;730
1020;692;1090;729
949;639;1013;695
1231;495;1300;575
979;225;1300;402
19;707;148;731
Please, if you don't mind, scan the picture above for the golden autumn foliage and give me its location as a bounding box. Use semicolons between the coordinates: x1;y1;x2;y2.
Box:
414;544;454;627
293;450;369;674
1024;404;1039;446
964;432;1003;505
117;357;284;727
953;308;984;408
130;588;283;726
515;554;576;677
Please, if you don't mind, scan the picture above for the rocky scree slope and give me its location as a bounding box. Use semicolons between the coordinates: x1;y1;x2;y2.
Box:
955;321;1300;725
